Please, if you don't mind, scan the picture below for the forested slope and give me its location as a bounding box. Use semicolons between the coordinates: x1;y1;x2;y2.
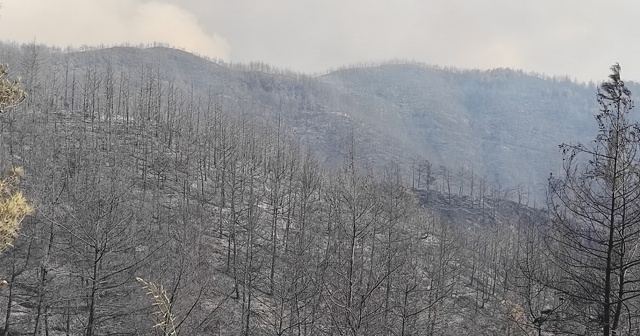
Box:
0;42;610;335
1;42;626;199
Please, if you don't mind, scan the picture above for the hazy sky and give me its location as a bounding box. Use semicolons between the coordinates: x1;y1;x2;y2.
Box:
0;0;639;82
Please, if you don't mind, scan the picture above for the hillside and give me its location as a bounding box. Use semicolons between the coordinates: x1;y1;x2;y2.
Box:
320;65;599;191
0;43;623;201
0;43;627;335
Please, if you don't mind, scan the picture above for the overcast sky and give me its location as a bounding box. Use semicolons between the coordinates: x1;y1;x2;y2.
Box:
0;0;639;82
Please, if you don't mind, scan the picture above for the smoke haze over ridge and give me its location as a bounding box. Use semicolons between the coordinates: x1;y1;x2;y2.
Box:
1;0;639;82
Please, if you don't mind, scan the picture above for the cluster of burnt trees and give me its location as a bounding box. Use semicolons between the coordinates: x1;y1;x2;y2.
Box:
1;42;637;336
0;43;488;336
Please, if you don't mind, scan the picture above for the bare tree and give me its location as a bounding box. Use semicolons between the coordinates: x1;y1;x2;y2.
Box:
548;64;640;335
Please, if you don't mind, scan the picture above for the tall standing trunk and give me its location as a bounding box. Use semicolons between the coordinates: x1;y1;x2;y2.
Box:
2;253;17;336
85;246;101;336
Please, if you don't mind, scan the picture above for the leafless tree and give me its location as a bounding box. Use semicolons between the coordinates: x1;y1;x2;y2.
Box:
548;64;640;335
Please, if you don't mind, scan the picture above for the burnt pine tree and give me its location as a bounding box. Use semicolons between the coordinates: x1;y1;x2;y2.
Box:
548;64;640;335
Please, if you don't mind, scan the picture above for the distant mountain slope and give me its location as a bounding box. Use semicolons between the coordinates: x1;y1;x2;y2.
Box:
2;44;632;201
319;65;603;196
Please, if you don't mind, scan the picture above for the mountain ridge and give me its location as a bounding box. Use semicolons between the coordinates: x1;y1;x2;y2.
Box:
1;44;630;202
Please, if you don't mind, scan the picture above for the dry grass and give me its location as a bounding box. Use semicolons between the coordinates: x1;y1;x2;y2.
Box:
137;277;178;336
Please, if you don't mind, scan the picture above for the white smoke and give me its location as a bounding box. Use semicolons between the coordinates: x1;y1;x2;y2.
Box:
0;0;230;59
